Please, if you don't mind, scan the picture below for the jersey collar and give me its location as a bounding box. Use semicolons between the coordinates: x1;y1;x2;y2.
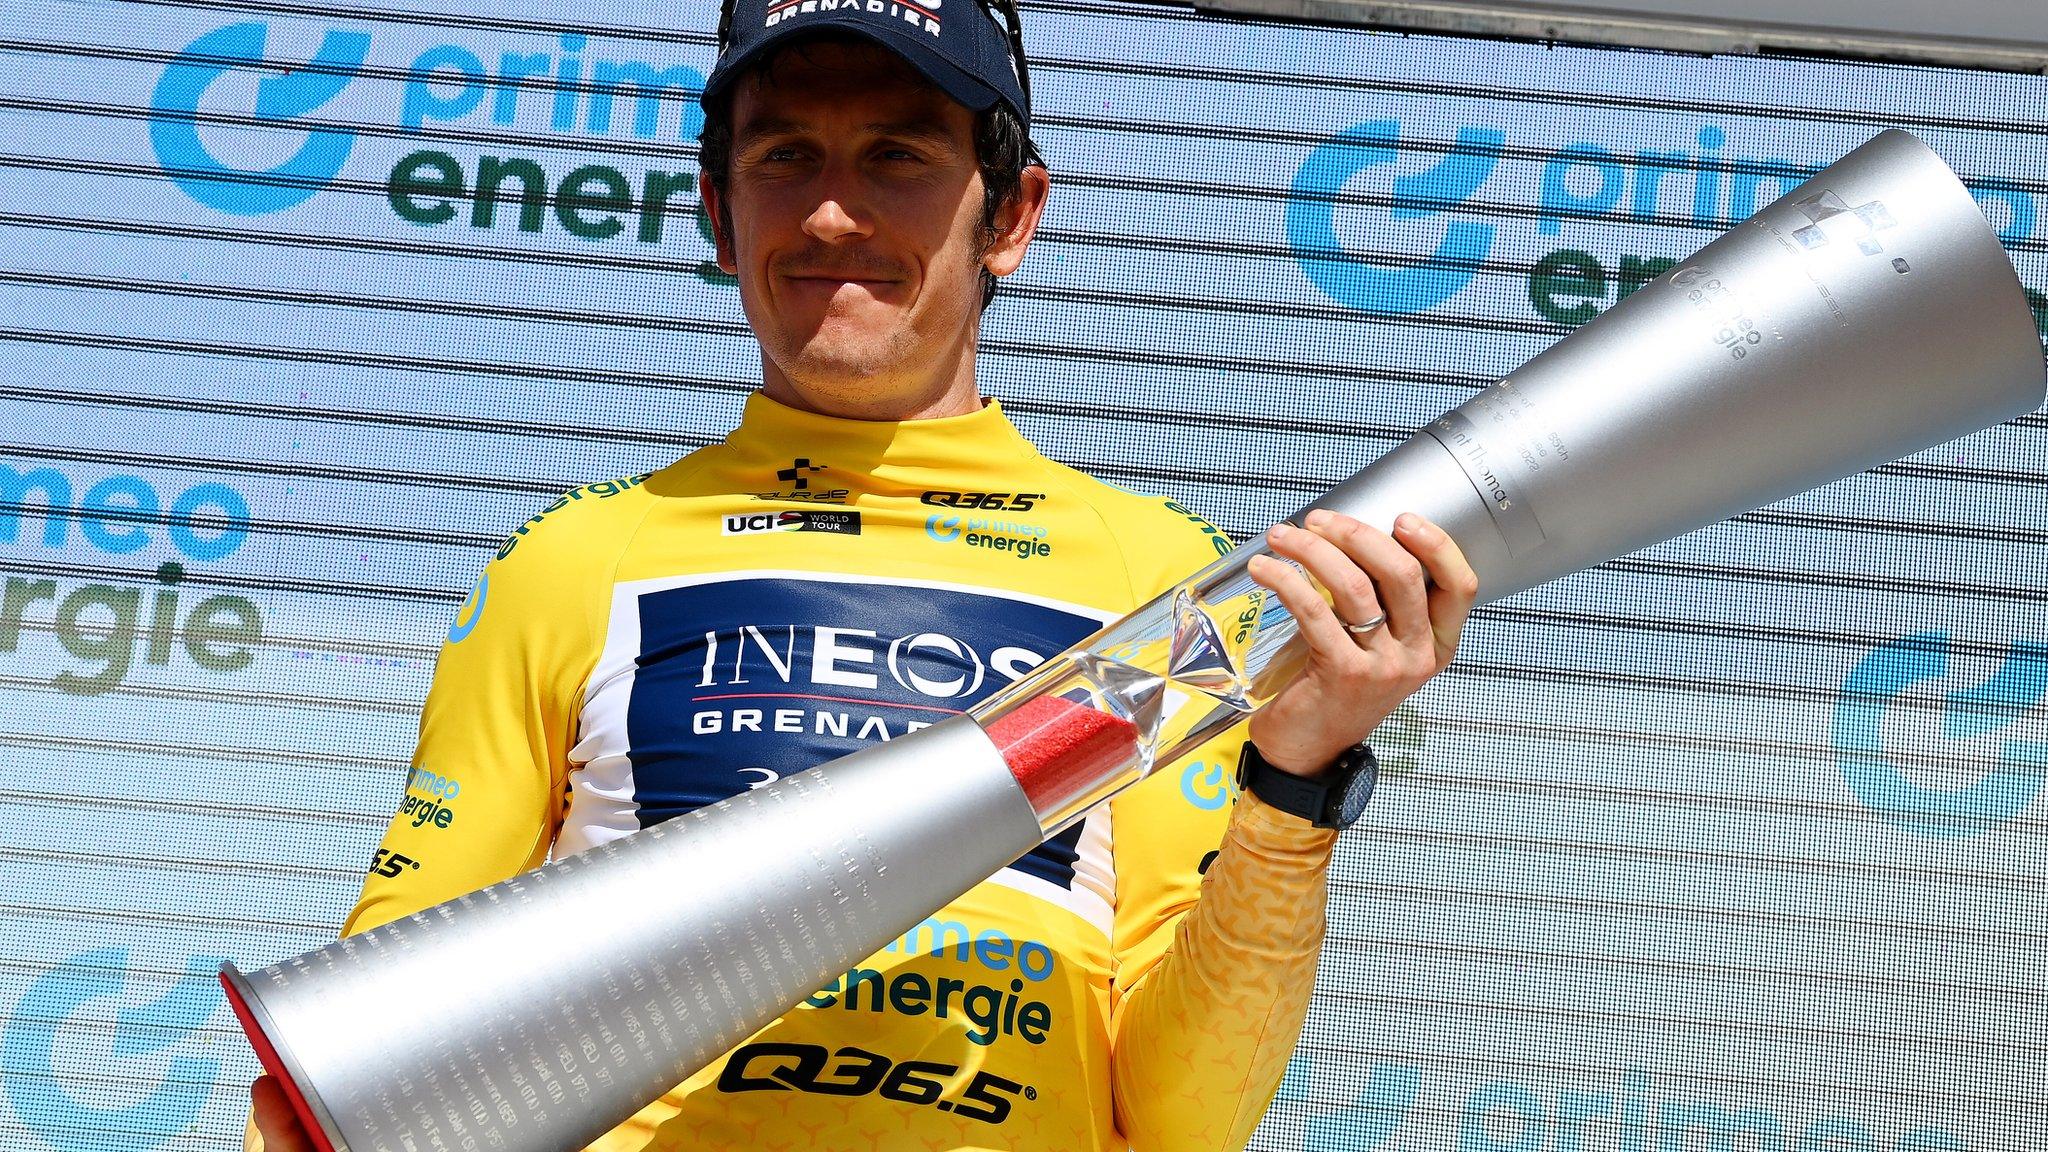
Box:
721;390;1041;490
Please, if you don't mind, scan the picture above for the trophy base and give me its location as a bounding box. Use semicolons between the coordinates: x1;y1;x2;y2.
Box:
221;964;347;1152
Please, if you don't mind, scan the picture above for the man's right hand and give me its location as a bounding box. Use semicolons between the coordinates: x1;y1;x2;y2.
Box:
247;1075;316;1152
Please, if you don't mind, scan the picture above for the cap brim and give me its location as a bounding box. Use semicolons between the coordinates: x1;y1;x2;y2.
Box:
703;17;1008;115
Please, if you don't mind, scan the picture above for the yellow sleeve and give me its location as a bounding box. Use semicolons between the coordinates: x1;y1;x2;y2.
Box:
1106;500;1340;1152
336;487;611;939
1109;776;1336;1151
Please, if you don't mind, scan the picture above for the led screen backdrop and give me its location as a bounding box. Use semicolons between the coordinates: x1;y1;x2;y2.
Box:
1;0;2043;1149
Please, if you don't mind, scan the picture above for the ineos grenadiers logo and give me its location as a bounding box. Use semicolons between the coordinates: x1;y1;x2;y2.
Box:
149;22;372;214
1286;120;1504;315
1;949;226;1152
1834;630;2046;838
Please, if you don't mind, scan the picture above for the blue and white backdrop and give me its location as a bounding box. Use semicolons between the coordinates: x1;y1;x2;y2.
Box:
1;0;2042;1148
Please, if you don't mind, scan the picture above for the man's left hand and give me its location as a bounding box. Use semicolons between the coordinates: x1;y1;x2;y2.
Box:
1243;510;1479;777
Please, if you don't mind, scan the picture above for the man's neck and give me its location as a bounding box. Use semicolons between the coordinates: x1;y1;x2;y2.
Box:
758;345;984;421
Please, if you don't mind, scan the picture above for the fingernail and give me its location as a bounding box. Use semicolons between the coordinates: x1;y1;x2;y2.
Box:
1396;513;1426;534
1305;510;1330;529
1269;522;1292;538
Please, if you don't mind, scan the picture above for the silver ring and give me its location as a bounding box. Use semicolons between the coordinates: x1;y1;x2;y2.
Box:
1343;612;1387;635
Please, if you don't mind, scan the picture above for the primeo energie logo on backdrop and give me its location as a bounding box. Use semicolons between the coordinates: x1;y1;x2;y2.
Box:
1277;1056;1972;1152
1;948;226;1152
1835;630;2047;838
1289;118;2048;338
148;21;717;255
0;463;263;695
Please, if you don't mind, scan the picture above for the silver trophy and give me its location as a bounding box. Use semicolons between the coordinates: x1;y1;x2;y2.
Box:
223;128;2044;1151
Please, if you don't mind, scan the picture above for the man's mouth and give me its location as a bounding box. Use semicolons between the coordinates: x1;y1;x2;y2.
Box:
783;273;903;286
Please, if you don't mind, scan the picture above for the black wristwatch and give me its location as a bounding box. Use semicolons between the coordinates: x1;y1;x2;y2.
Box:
1235;739;1379;829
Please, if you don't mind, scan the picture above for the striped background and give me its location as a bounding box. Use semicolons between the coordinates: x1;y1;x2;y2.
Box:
1;0;2042;1148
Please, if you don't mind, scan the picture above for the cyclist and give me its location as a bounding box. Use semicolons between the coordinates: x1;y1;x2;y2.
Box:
247;2;1477;1148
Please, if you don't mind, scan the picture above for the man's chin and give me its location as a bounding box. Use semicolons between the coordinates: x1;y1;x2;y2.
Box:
776;309;914;360
777;339;912;391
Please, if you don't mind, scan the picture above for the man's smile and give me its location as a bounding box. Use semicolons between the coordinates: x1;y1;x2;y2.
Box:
779;273;911;302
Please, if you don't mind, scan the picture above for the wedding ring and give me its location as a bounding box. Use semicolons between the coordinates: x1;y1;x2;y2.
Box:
1343;612;1387;635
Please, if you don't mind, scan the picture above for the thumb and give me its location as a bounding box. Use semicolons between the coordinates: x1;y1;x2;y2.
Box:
250;1075;316;1152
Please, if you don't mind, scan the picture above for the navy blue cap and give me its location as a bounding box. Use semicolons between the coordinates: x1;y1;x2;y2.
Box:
704;0;1031;122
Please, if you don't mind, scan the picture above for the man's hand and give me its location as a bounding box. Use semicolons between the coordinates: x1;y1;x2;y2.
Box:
1244;510;1478;776
247;1075;316;1152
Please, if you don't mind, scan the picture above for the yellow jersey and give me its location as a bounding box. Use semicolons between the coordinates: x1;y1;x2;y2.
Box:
338;390;1336;1151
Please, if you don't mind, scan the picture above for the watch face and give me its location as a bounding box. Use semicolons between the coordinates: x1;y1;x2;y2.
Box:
1329;746;1380;829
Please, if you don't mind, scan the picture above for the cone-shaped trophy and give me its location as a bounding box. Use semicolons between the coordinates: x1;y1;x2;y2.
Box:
223;128;2044;1151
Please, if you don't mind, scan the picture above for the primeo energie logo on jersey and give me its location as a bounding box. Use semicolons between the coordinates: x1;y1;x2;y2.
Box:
148;21;722;267
925;514;1052;561
0;463;262;695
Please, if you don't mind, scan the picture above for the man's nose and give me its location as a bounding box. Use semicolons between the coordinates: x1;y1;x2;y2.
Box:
802;196;867;243
801;162;873;243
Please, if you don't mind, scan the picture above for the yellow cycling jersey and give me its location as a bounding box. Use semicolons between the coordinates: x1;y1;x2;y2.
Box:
334;391;1337;1152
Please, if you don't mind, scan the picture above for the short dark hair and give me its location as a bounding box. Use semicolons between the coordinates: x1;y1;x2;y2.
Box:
696;31;1042;310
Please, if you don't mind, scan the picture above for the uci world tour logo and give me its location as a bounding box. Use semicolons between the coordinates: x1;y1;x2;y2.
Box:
1834;630;2047;838
1;949;227;1152
150;22;371;214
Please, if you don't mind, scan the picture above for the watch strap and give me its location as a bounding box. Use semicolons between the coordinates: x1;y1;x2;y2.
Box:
1235;740;1378;829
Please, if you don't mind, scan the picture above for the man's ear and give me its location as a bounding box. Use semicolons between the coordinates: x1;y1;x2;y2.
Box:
981;164;1050;280
697;171;738;275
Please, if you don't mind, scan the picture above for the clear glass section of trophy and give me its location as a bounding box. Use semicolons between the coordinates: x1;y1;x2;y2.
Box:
971;539;1320;833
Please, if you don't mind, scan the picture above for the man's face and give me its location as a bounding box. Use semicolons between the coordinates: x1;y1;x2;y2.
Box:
712;40;1000;401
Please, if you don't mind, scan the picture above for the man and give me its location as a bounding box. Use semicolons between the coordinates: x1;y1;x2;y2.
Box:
247;1;1477;1147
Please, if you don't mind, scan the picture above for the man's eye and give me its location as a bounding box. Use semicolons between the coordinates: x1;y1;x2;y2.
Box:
763;146;800;162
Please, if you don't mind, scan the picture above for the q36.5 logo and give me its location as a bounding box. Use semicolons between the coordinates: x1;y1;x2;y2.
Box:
1;948;225;1152
1834;630;2047;838
718;1042;1032;1124
1287;120;1504;315
149;22;371;214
